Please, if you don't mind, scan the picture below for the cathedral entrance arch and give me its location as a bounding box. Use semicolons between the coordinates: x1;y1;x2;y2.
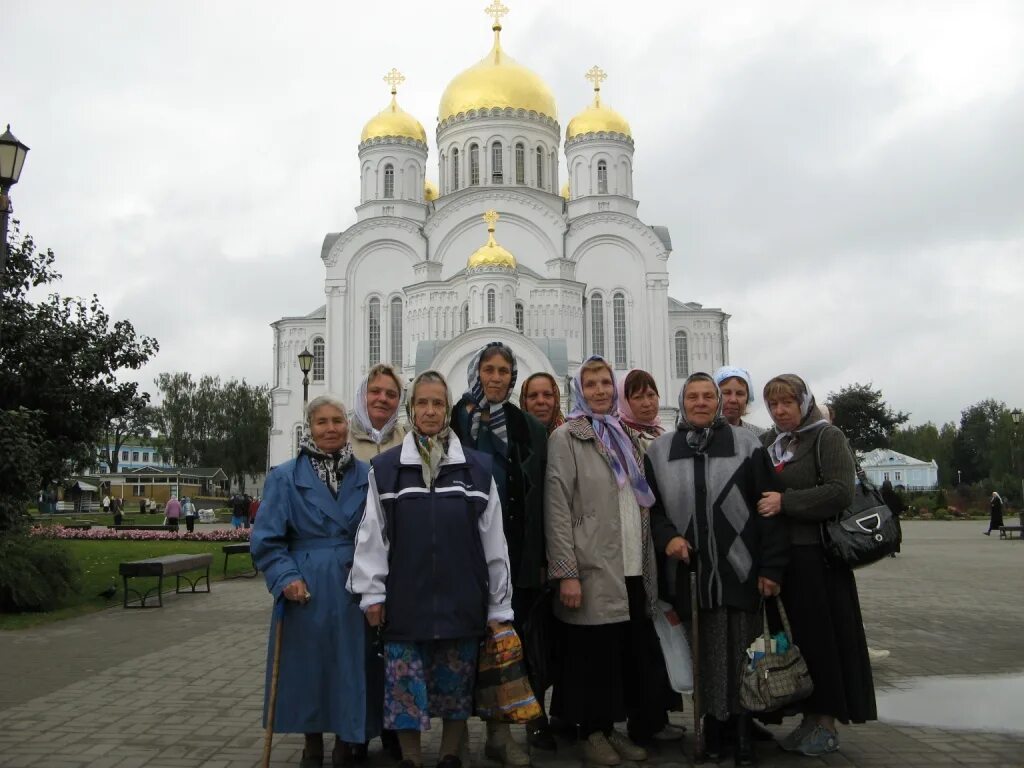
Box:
423;327;558;397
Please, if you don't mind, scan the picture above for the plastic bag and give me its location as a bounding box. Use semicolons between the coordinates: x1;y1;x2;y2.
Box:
652;600;693;693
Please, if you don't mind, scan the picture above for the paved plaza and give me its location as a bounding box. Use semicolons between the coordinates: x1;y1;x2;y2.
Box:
0;521;1021;768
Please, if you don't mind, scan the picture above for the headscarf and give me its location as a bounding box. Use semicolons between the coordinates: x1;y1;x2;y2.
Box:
616;369;664;437
299;431;355;497
464;342;518;458
763;374;830;467
713;365;756;406
518;372;565;434
568;356;655;507
676;372;727;453
353;366;402;445
407;370;453;488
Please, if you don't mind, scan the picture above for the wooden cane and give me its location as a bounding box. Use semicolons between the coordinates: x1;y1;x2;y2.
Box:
690;566;703;763
261;601;286;768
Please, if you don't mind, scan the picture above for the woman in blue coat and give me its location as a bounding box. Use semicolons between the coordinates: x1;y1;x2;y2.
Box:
252;393;382;768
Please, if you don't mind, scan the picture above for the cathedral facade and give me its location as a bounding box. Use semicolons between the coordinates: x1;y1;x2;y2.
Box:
268;5;729;467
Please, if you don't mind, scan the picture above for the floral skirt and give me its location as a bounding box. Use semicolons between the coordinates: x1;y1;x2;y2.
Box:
384;638;478;731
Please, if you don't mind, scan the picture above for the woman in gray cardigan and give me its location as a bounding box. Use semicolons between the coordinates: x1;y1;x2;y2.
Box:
756;374;876;757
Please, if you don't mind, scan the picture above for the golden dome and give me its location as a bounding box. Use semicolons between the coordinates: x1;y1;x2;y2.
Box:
424;179;439;201
566;66;631;140
467;210;516;270
560;181;569;200
438;12;557;123
361;69;426;144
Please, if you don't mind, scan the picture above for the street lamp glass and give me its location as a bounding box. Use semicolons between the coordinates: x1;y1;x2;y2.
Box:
1012;408;1022;425
297;347;314;375
0;125;30;186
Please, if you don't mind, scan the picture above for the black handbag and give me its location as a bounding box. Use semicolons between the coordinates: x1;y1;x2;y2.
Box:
813;431;900;568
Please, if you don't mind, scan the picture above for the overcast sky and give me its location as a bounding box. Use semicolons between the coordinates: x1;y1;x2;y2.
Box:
6;0;1023;427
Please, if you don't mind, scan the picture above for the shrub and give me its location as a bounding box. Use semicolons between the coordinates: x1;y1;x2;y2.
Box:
934;489;948;509
932;508;951;520
0;534;81;612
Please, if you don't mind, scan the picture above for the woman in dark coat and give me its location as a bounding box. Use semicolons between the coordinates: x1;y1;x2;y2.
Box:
986;492;1004;535
451;342;551;760
880;480;905;554
756;374;876;757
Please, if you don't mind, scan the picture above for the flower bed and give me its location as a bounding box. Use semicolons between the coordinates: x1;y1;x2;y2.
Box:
30;525;251;542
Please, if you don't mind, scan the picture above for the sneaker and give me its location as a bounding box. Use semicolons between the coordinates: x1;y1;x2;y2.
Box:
796;725;839;756
778;719;814;752
651;723;686;741
606;730;647;761
583;732;621;766
867;647;890;661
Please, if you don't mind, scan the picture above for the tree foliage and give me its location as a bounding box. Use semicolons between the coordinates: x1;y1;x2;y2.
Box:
826;383;909;452
154;373;271;490
890;421;957;486
97;393;157;473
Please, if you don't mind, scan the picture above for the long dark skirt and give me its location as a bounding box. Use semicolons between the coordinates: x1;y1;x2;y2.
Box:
552;577;674;735
779;545;876;724
698;606;760;720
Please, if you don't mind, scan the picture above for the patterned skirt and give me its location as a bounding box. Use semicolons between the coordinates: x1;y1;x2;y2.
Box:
383;638;478;731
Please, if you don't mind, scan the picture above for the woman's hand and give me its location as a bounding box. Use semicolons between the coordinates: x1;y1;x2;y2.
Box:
282;579;311;604
665;536;691;563
366;603;386;627
757;492;783;517
559;578;582;609
758;577;781;597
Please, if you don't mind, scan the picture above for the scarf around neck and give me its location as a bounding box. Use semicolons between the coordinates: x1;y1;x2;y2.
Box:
568;356;655;508
408;370;453;487
299;432;354;496
353;373;400;445
616;369;665;437
765;375;830;467
465;342;518;458
676;372;727;453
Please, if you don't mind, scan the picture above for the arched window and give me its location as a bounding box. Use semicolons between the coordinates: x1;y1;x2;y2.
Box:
368;298;381;366
675;331;689;378
470;144;480;186
591;292;605;357
597;160;608;194
462;301;470;332
383;164;394;199
390;297;403;366
491;142;503;184
535;147;543;189
312;336;325;382
451;149;460;192
515;143;525;184
612;292;627;367
515;302;524;333
487;289;496;323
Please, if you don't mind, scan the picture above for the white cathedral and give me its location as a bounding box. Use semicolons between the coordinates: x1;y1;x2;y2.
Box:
268;3;730;467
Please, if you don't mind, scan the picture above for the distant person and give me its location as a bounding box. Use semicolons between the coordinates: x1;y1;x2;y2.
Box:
230;493;248;528
164;496;181;527
713;365;766;437
986;491;1004;535
248;496;261;527
111;497;123;526
139;498;147;515
101;493;111;514
242;494;253;530
880;480;905;555
182;497;198;533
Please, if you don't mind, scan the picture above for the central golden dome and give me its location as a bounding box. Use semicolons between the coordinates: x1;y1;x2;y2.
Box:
439;16;557;124
467;210;516;270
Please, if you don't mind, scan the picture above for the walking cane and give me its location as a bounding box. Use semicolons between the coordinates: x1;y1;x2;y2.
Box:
261;599;286;768
689;564;703;763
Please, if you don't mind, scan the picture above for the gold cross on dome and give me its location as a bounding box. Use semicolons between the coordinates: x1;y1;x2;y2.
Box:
383;68;405;95
483;209;500;230
485;0;509;27
585;65;607;92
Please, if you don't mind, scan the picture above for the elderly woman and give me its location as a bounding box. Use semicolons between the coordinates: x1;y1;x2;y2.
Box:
756;374;875;756
519;372;565;435
349;370;513;768
647;373;788;765
545;356;675;766
449;342;551;760
351;363;406;462
251;394;380;768
615;369;665;450
713;366;766;437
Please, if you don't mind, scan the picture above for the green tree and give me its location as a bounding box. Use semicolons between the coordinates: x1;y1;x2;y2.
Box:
890;421;957;486
826;383;909;452
953;399;1010;485
97;392;157;473
217;379;271;491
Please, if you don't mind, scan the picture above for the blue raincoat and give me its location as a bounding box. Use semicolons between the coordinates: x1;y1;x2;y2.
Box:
251;455;382;741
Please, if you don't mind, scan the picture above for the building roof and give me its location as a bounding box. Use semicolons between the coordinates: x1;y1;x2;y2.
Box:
859;448;937;468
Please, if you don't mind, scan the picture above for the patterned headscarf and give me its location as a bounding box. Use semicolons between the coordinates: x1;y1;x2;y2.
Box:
518;372;565;434
353;365;402;445
763;373;830;467
407;370;453;488
568;356;655;508
465;342;518;458
299;431;354;497
676;372;727;453
616;369;665;438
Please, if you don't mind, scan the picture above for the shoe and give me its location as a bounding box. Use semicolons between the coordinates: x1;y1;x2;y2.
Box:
651;723;686;741
867;647;890;661
796;724;839;756
381;729;404;761
984;530;991;535
734;715;756;767
583;732;621;766
702;715;725;762
606;730;647;762
778;719;813;753
437;756;463;768
526;722;557;752
300;752;324;768
484;736;531;766
548;716;577;741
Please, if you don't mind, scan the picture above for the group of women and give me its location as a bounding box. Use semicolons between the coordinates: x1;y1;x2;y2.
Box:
251;348;877;768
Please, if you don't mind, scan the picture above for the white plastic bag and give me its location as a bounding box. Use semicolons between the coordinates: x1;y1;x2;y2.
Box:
652;599;693;693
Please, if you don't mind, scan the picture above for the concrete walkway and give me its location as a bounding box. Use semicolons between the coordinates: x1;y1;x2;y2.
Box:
0;521;1021;767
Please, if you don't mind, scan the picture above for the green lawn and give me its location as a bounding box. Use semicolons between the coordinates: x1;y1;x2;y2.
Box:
0;539;261;630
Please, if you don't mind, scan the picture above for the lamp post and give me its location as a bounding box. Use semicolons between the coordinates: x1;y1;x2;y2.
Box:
1012;408;1022;503
0;124;30;289
297;348;314;412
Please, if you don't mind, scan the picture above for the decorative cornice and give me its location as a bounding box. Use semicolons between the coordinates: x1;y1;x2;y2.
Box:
424;188;565;237
358;135;429;152
437;107;561;136
324;217;424;267
565;131;634;149
567;211;667;259
466;264;519;276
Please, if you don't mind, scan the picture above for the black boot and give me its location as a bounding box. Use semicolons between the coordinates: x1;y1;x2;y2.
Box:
734;714;756;767
703;715;725;762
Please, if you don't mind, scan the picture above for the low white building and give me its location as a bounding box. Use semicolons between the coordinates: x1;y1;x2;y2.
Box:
859;449;938;491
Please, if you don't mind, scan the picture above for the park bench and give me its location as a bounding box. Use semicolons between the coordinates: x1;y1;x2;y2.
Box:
222;543;258;577
64;522;92;530
998;512;1024;540
119;553;213;608
108;524;179;532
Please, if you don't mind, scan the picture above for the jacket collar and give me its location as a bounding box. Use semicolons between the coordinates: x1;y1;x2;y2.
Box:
398;431;468;467
293;454;368;529
667;425;736;459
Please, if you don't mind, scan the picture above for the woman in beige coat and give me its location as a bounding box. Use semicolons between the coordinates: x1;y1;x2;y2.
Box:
545;356;673;766
350;364;407;463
